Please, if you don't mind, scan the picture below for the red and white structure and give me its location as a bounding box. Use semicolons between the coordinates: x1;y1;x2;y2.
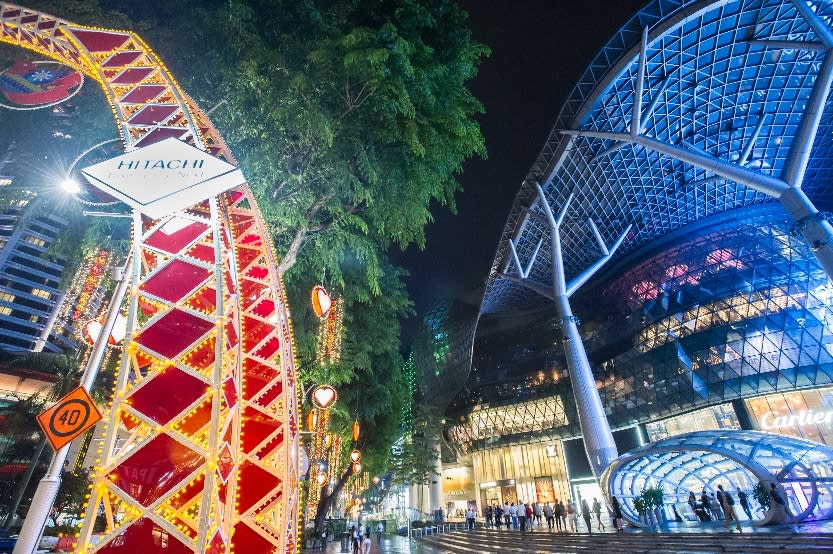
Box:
0;4;300;553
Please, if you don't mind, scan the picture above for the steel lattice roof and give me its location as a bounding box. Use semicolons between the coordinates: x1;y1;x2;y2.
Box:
482;0;833;314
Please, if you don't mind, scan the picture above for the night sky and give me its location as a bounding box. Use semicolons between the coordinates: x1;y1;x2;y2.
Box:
396;0;646;318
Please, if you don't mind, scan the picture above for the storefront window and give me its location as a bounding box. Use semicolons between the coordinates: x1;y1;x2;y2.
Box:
746;387;833;446
645;403;739;442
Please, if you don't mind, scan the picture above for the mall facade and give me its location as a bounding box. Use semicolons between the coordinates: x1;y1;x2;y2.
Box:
418;0;833;521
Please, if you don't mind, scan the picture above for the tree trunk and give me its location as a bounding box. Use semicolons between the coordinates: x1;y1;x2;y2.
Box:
313;465;353;533
277;228;306;275
4;436;48;529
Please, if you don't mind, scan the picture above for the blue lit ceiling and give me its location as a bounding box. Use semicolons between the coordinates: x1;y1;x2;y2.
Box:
483;0;833;314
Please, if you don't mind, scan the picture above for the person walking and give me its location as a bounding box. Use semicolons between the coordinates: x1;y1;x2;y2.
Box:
710;493;724;520
534;502;543;527
737;490;753;520
510;502;518;529
581;498;593;533
495;504;503;529
566;499;578;532
376;521;383;544
555;499;566;532
526;503;534;533
361;532;372;554
717;484;742;531
518;501;527;531
592;497;606;531
610;496;624;531
503;501;511;529
543;502;554;529
485;505;493;528
770;483;799;527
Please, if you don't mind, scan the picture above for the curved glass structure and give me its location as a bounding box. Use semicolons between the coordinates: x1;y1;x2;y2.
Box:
601;430;833;523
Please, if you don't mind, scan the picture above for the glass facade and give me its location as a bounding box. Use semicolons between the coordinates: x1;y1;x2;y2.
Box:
645;403;739;443
747;387;833;447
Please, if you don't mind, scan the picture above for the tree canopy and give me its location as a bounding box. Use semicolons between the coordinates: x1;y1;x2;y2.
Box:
1;0;488;518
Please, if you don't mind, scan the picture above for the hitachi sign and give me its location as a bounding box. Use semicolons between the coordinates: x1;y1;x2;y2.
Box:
116;159;205;170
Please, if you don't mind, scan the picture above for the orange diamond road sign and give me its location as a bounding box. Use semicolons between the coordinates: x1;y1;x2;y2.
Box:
36;386;102;451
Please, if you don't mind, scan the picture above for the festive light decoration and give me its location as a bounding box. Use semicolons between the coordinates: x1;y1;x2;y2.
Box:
316;472;328;487
350;450;361;464
311;384;337;410
352;418;360;442
401;350;416;431
81;313;127;346
315;298;343;366
310;285;332;318
0;8;299;552
352;462;362;474
0;59;82;108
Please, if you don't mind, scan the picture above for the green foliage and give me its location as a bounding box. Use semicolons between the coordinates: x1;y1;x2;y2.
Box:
641;486;664;509
50;469;90;527
388;400;440;487
753;481;771;510
633;496;647;515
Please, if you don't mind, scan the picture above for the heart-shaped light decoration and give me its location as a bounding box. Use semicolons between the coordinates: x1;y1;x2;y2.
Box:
353;462;362;474
350;449;362;464
312;385;338;410
311;285;332;318
316;471;328;487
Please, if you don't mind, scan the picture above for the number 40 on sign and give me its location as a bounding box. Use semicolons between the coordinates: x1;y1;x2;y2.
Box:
36;386;102;451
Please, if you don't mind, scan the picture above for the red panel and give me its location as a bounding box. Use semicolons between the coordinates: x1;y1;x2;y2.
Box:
19;15;37;23
174;399;212;436
120;85;166;104
134;309;214;359
185;286;217;314
186;243;215;264
254;428;284;460
108;434;203;506
129;104;178;125
37;20;57;29
232;521;276;554
252;336;279;360
70;29;129;53
251;299;275;319
242;360;278;401
223;377;237;410
240;407;280;454
252;379;283;409
111;66;154;84
128;366;207;425
242;316;271;348
102;50;142;67
97;517;193;554
181;336;217;372
135;127;189;147
145;221;208;254
140;259;211;303
235;461;280;513
1;9;21;17
168;474;204;510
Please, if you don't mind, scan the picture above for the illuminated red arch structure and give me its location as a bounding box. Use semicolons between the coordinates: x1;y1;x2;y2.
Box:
0;4;300;553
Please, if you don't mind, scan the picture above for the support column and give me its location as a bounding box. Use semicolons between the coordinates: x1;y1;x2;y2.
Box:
553;295;617;477
429;433;443;520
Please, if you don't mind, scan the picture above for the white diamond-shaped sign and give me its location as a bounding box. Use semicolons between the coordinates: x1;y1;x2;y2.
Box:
81;137;244;219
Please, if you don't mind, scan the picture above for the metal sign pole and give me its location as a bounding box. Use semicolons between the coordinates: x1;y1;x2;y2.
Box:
13;256;131;554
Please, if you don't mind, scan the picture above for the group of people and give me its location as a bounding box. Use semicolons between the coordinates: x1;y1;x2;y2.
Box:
480;497;614;533
687;482;799;531
349;522;385;553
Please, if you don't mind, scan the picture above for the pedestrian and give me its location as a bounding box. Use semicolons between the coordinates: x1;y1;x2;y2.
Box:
610;495;623;531
485;504;493;528
566;499;578;532
737;490;753;520
376;521;383;544
495;504;503;529
518;501;527;531
351;525;360;554
556;499;566;531
710;493;724;520
361;532;371;554
580;498;592;533
526;503;534;533
504;501;511;529
717;484;741;531
534;502;543;526
510;502;518;529
592;497;606;530
769;483;799;526
543;502;554;529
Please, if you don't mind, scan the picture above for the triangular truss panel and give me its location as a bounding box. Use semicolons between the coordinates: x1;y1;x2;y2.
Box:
0;4;299;552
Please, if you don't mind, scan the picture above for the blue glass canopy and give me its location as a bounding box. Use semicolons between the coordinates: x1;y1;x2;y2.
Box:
601;429;833;523
483;0;833;314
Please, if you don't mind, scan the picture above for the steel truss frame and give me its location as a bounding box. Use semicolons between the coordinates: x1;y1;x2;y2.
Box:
0;4;299;553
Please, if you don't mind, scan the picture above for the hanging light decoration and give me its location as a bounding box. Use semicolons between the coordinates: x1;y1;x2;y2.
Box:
316;471;328;487
352;418;360;442
323;432;332;449
316;299;344;366
352;462;362;474
350;450;362;464
311;384;338;410
307;410;317;432
81;313;127;346
310;285;332;318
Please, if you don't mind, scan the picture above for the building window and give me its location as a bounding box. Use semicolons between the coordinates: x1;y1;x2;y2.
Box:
24;235;46;247
30;288;51;300
0;292;14;303
645;403;739;442
0;306;10;315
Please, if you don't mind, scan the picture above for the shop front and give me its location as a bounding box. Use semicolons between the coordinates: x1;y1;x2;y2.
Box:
746;386;833;445
441;465;476;520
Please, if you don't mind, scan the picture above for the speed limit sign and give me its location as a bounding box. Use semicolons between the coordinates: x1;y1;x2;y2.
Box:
36;386;102;451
